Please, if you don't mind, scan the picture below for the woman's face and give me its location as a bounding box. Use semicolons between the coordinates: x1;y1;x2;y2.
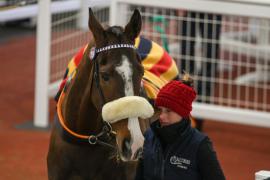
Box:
158;106;182;127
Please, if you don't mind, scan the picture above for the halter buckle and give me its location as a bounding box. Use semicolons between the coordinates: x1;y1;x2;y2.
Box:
88;135;97;144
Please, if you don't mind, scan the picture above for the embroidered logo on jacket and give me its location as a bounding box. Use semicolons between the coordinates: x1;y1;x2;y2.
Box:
170;155;191;170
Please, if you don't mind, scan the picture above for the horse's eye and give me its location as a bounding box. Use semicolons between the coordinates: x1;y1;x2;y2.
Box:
101;73;110;81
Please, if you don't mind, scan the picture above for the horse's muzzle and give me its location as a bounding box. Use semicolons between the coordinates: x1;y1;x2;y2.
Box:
120;144;143;161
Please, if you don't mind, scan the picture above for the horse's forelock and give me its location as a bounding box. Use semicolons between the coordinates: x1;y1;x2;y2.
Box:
107;26;124;37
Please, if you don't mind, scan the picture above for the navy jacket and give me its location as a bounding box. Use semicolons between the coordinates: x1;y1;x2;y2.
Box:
135;119;226;180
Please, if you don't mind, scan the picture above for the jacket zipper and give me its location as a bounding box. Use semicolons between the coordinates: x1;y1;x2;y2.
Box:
161;145;174;180
161;158;165;180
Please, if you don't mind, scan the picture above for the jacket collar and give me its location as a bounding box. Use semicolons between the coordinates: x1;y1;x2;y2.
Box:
151;118;192;146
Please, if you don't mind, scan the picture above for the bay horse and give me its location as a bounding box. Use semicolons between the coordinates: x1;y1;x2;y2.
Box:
47;8;155;180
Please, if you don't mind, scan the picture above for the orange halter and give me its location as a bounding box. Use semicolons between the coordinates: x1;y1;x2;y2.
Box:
56;91;116;147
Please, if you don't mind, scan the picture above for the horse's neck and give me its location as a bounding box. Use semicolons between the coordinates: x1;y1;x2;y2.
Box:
62;45;102;135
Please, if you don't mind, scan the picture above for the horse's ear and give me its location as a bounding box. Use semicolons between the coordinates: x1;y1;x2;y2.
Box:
88;8;105;46
124;9;142;42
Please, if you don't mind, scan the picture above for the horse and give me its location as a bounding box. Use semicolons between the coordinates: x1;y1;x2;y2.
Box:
47;8;155;180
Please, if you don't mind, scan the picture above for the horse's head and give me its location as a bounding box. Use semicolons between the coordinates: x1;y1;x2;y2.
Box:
88;9;153;161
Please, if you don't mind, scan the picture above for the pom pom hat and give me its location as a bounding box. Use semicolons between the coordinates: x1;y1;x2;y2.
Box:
155;80;196;117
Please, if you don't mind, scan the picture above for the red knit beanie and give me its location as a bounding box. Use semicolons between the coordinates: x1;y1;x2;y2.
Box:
155;80;196;117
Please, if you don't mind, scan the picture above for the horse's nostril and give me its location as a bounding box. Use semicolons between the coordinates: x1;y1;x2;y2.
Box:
123;138;131;150
134;147;143;159
122;138;131;157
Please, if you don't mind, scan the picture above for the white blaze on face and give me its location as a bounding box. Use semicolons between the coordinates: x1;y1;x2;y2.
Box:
115;55;134;96
115;55;145;159
128;117;145;159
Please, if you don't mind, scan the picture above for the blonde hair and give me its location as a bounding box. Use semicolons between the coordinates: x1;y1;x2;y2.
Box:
181;72;194;87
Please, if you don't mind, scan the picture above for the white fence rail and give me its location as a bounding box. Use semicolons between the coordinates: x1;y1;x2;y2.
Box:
0;0;81;23
34;0;52;127
0;0;110;127
5;0;267;128
37;0;110;127
111;0;270;127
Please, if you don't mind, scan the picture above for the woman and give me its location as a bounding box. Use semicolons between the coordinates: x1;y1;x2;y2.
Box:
135;75;225;180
